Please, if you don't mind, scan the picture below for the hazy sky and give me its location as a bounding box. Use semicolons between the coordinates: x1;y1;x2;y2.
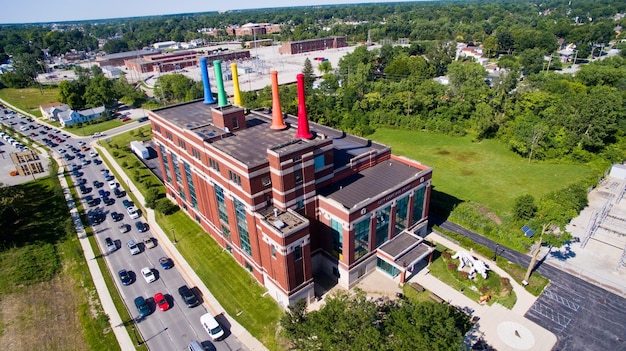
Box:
1;0;414;24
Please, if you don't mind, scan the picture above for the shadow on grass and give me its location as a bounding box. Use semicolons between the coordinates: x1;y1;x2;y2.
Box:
428;186;463;223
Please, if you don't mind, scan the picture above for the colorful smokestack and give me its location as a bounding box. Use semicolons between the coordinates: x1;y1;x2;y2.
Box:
295;73;313;139
231;63;243;107
270;70;287;130
213;60;227;107
200;57;216;104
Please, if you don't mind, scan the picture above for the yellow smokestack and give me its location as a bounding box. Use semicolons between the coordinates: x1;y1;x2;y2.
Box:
231;63;243;107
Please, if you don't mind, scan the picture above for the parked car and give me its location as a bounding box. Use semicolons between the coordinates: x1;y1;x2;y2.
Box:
134;296;151;317
119;223;131;233
178;285;199;307
127;206;139;219
127;240;140;255
111;211;122;222
123;199;134;208
118;269;132;285
114;188;125;198
154;292;169;311
159;257;174;270
108;181;118;189
200;313;224;341
141;267;156;283
105;237;116;252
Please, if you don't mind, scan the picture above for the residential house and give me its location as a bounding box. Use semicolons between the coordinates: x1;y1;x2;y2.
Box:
59;106;106;127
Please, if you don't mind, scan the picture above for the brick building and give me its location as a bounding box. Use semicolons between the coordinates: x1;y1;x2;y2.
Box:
148;67;433;307
279;37;347;55
95;49;162;67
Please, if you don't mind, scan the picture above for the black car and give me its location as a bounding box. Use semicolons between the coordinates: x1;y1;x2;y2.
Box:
135;221;147;232
86;196;99;207
93;158;102;165
118;269;132;285
93;180;103;188
79;185;90;194
178;285;199;307
114;188;125;198
77;178;87;185
103;197;115;206
111;212;122;222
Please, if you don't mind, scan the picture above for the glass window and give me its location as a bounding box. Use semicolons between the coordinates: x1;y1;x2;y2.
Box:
395;195;409;234
294;245;302;261
235;199;251;256
331;219;343;260
159;144;172;183
221;225;231;241
375;206;391;248
214;184;229;224
271;244;276;258
354;218;370;261
314;155;325;171
171;153;182;184
294;169;303;184
183;161;197;209
411;187;426;226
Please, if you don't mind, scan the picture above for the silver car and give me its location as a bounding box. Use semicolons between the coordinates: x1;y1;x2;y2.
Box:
127;240;140;255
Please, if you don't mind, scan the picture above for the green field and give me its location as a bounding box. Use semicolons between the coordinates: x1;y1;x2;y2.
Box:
370;128;600;219
0;87;60;117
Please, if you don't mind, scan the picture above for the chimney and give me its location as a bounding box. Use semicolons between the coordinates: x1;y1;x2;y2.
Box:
200;57;216;104
231;63;243;107
295;73;313;139
213;60;227;107
270;70;287;130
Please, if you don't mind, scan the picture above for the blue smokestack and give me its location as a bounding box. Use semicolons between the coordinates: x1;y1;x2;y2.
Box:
200;57;216;104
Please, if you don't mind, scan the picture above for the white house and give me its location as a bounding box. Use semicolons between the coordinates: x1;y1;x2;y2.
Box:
40;102;71;121
59;106;106;127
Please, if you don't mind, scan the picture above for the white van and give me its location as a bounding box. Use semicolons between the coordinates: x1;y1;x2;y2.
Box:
200;313;224;341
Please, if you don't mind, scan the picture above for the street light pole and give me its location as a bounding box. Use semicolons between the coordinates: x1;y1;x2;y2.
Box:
131;326;141;346
171;228;177;244
493;244;499;261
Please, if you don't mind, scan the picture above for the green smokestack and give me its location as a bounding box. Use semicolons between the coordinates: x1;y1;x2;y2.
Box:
213;60;227;107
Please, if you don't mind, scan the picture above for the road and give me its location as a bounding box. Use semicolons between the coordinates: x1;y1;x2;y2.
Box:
431;216;626;351
0;111;246;351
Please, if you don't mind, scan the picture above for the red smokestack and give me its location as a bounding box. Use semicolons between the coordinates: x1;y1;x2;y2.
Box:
295;73;313;139
270;70;287;130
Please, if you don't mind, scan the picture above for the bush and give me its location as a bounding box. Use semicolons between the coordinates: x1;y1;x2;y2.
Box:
447;262;457;271
145;187;160;209
459;271;469;280
121;161;128;168
112;150;120;158
500;277;512;294
155;198;178;215
441;251;452;260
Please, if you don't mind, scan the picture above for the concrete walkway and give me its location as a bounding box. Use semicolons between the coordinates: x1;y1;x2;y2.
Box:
421;231;557;351
92;142;268;351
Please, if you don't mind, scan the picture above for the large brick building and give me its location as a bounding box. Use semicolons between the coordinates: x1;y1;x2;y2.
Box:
279;37;347;55
148;64;433;307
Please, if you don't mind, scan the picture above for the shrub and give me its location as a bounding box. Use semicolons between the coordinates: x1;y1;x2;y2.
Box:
459;271;469;280
112;150;120;158
441;251;452;260
447;262;457;271
155;198;178;215
500;277;512;294
121;161;128;168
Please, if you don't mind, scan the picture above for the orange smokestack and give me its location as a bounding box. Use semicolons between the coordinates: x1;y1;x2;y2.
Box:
270;70;287;130
295;73;313;139
231;63;242;107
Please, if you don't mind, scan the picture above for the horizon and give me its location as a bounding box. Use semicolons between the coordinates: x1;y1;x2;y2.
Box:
0;0;422;25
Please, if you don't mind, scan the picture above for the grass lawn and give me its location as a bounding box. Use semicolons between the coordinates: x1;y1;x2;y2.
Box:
0;87;60;117
369;128;599;219
0;173;119;350
99;127;283;350
65;118;125;136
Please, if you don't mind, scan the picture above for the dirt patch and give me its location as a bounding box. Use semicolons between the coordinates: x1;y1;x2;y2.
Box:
436;149;450;156
0;275;90;351
478;206;502;225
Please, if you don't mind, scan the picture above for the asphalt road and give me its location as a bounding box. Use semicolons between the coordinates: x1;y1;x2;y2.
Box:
431;216;626;351
1;112;246;351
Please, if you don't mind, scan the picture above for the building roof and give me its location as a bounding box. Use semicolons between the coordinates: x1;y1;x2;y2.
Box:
153;101;388;169
97;49;161;61
378;231;433;269
78;106;105;116
40;102;65;109
319;158;428;209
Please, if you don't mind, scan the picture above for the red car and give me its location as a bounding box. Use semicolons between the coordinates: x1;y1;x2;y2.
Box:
120;117;131;122
154;292;169;311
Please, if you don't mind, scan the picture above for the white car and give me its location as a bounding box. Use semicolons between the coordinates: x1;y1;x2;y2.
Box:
108;181;118;189
127;240;140;255
89;151;97;157
127;206;140;219
200;313;224;341
92;132;104;138
77;141;85;146
141;267;156;283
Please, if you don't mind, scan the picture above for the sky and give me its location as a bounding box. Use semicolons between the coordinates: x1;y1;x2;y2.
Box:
0;0;413;24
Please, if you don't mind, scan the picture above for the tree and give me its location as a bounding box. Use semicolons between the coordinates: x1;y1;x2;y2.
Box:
513;194;537;220
317;60;332;74
302;58;315;91
482;35;498;58
84;74;116;108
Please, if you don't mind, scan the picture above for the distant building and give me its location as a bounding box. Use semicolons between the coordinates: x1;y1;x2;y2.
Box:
96;49;163;67
153;41;179;50
101;66;124;78
279;37;347;55
58;106;106;127
244;39;274;48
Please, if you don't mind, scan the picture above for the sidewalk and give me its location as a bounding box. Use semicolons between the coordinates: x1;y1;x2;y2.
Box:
93;142;268;351
422;231;556;351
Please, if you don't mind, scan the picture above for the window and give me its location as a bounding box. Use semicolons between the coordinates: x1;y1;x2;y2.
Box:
354;218;370;261
229;170;241;186
154;125;161;134
293;155;301;162
314;155;325;171
245;262;253;273
165;131;173;141
377;258;398;277
262;176;271;186
271;244;276;258
178;185;186;202
191;148;201;160
231;117;239;129
294;245;302;261
375;206;391;248
214;184;228;224
294;169;303;184
411;187;426;226
183;162;197;209
395;195;409;234
331;219;343;260
159;145;172;183
209;159;220;172
171;153;182;184
178;139;186;149
221;225;231;241
235;199;251;256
